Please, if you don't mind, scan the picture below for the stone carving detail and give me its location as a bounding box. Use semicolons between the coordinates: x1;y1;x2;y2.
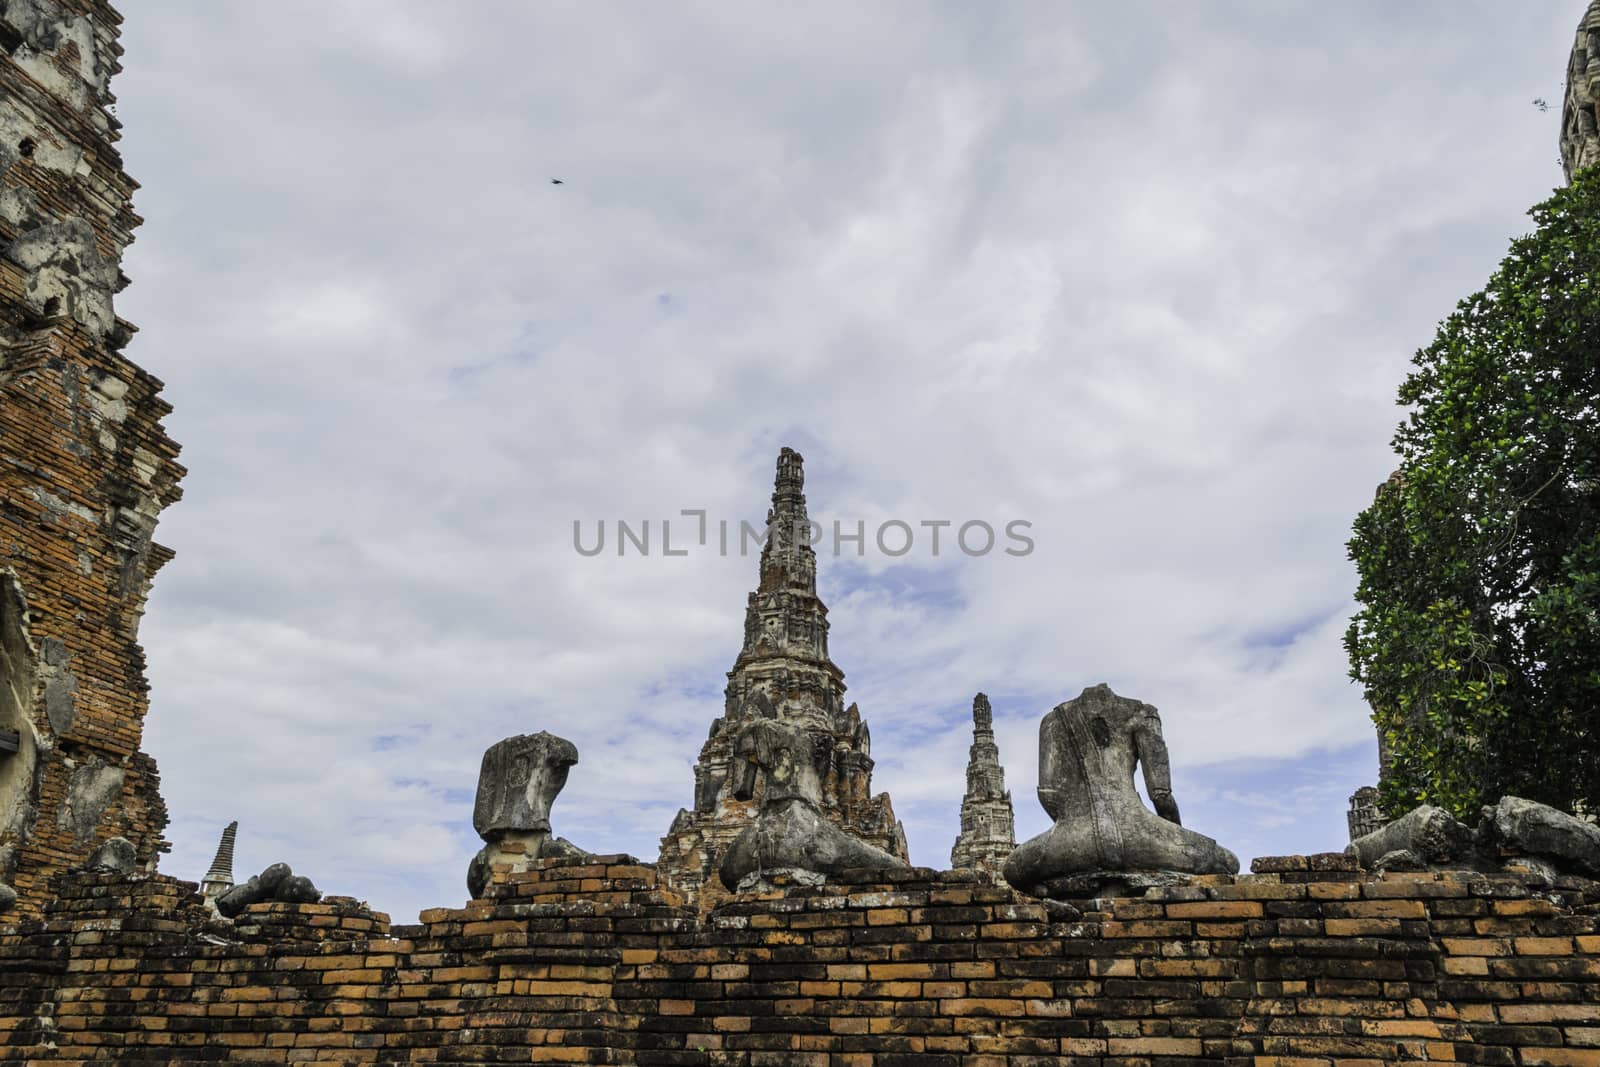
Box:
1004;684;1238;898
658;449;908;908
466;732;588;899
201;820;237;899
83;835;135;874
719;719;905;891
950;693;1015;878
1562;1;1600;182
216;862;321;918
3;217;117;337
57;755;124;843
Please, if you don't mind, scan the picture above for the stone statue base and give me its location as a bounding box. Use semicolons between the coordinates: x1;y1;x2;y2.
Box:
467;833;588;900
719;795;904;892
734;867;828;893
1021;868;1194;901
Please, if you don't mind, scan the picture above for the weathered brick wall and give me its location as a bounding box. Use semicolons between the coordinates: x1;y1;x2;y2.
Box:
0;0;184;917
0;853;1594;1064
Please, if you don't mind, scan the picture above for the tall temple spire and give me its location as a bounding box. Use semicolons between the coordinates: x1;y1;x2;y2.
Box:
951;693;1015;879
200;821;238;900
659;448;907;908
729;448;836;725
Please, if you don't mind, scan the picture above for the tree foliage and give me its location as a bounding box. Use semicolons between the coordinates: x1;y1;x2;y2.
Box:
1346;169;1600;820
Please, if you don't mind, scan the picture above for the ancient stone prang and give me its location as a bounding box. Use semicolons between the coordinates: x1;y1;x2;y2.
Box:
1346;784;1384;842
658;448;907;908
718;718;904;891
0;0;184;919
950;692;1015;878
1563;1;1600;182
466;731;589;898
200;820;238;899
216;861;321;918
1004;684;1238;898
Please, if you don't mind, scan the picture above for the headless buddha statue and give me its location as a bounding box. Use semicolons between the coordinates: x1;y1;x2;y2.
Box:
1003;684;1237;897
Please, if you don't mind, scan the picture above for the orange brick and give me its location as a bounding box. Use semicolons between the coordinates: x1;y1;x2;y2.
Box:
1165;900;1262;919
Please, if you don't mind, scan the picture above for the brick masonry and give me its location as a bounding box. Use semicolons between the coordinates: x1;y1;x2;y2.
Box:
0;852;1594;1064
0;0;183;919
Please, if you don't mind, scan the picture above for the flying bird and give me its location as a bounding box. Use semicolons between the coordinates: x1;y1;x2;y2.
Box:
1534;98;1549;112
550;178;564;185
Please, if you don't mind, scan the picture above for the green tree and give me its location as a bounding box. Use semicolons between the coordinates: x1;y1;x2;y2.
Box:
1346;169;1600;821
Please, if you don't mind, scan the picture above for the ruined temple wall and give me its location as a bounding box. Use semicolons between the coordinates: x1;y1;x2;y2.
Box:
0;0;183;916
0;853;1596;1063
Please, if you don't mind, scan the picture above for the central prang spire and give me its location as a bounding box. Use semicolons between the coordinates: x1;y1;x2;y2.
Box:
759;446;817;596
733;449;834;694
657;447;908;908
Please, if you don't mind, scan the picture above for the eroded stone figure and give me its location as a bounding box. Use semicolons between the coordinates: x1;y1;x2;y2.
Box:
467;731;589;898
1346;795;1600;881
719;718;904;891
216;861;321;918
1004;684;1237;897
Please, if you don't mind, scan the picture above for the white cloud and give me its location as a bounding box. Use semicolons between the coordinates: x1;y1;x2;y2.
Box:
112;1;1584;919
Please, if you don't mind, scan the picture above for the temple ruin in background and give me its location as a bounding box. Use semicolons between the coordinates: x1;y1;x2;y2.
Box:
948;691;1014;878
1563;0;1600;182
0;0;182;918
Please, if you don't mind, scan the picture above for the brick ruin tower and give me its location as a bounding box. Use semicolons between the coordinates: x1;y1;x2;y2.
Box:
1562;0;1600;182
949;692;1014;879
0;1;183;917
657;448;907;908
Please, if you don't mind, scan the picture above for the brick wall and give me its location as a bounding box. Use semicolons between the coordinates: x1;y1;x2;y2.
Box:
0;853;1593;1063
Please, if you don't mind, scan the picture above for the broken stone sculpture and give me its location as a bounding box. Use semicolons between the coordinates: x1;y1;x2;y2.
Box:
466;731;589;899
215;862;322;918
1003;684;1238;898
1347;804;1474;870
83;836;136;874
1483;795;1600;877
719;718;905;891
1346;795;1600;882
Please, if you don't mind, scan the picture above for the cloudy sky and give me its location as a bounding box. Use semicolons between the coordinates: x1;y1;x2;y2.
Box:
112;2;1582;922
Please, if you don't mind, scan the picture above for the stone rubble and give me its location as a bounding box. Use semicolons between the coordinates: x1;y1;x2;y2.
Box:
1348;795;1600;884
215;860;322;918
